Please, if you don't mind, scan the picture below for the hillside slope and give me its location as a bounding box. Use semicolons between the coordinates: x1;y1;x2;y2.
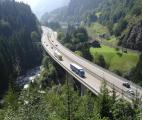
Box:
42;0;142;51
0;0;42;95
41;0;103;23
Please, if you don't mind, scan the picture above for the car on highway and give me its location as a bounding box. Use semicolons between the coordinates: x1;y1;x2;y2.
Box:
123;82;130;88
127;89;135;95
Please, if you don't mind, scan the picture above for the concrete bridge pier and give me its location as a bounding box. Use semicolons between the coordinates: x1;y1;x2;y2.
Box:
66;72;87;96
81;84;87;96
66;72;74;86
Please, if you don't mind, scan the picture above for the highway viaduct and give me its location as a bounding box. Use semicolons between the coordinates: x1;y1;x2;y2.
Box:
41;26;142;100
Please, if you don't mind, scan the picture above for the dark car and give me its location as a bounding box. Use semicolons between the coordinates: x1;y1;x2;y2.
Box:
123;82;130;88
127;89;135;96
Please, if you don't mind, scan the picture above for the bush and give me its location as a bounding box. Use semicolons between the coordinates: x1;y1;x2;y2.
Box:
96;55;106;68
113;19;128;36
113;70;122;76
115;47;119;51
132;7;141;16
116;52;123;57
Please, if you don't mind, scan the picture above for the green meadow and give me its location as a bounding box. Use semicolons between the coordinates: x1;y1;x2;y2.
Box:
90;45;139;74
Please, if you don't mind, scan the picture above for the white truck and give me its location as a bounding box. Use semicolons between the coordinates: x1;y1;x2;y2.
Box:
54;50;63;61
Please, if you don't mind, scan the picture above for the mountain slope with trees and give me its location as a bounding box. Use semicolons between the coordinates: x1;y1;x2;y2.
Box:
42;0;142;51
0;57;141;120
0;0;42;95
41;0;103;24
98;0;142;50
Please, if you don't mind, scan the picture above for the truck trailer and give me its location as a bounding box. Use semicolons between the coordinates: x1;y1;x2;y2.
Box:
70;63;85;78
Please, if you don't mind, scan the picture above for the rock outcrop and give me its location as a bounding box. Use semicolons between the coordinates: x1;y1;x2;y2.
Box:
124;20;142;51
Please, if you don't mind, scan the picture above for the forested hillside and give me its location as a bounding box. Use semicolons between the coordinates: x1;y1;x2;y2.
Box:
42;0;102;24
0;55;141;120
42;0;142;51
65;0;101;23
0;0;42;95
41;6;68;24
98;0;142;50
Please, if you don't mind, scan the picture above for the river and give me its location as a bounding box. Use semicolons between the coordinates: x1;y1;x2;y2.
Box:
16;66;41;88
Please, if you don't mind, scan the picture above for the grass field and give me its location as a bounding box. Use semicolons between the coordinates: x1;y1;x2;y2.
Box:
105;36;118;47
87;22;118;46
90;45;139;74
87;22;108;37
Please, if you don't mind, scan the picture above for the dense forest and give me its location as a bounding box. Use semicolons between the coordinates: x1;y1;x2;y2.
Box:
1;82;141;120
41;0;101;24
0;0;42;95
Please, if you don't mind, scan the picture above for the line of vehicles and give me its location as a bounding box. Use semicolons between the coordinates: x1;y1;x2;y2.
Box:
45;39;85;78
54;50;85;78
45;35;86;78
